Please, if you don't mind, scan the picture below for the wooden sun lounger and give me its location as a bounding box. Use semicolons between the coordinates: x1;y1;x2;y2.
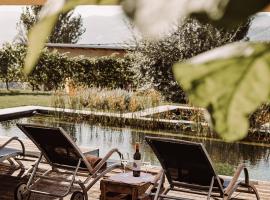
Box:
14;123;122;200
145;136;260;200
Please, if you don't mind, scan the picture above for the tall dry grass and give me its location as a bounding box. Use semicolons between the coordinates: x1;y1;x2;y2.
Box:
51;87;163;113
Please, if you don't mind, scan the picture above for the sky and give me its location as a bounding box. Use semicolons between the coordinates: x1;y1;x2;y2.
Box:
0;5;135;45
247;12;270;41
0;5;269;45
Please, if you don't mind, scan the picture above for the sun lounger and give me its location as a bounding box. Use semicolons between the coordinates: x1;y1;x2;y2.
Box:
0;136;25;170
14;123;122;200
145;136;260;200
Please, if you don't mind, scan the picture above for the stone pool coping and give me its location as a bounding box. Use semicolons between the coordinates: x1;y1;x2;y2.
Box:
0;105;210;131
1;105;268;134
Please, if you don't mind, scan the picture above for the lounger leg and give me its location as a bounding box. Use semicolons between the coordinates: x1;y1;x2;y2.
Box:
207;177;215;200
26;154;43;189
162;187;170;196
247;184;260;200
85;163;121;191
79;182;88;200
225;179;261;200
15;158;25;169
21;160;37;178
160;187;170;200
154;172;165;200
6;158;15;167
60;159;82;198
25;159;82;199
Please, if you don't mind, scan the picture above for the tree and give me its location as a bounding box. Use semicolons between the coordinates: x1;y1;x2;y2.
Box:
128;18;250;102
18;5;85;43
0;44;25;90
26;49;70;91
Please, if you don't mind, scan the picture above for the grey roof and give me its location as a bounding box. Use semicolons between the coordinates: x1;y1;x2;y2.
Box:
45;43;134;50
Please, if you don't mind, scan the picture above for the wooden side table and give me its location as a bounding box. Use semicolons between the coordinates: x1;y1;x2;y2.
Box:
100;172;155;200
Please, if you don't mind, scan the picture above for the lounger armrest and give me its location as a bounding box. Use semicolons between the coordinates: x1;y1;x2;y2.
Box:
0;137;25;157
145;169;164;196
224;163;249;196
91;148;122;174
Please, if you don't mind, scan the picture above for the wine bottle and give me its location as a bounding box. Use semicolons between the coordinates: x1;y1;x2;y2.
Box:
133;142;141;177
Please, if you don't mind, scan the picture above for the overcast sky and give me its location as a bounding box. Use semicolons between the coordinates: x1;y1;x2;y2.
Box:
0;5;135;45
0;6;269;45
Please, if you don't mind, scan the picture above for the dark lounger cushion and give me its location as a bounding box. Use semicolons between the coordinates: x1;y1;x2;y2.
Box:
85;154;107;170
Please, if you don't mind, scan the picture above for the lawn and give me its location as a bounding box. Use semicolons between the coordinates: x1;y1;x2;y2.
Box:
0;90;52;109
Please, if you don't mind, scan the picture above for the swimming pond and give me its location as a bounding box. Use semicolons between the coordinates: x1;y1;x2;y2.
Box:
0;114;270;181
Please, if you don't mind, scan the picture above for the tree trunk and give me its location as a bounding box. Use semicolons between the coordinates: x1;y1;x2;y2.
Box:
5;80;9;91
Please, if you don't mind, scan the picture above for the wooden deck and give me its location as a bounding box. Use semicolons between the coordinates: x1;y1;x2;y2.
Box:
1;137;270;199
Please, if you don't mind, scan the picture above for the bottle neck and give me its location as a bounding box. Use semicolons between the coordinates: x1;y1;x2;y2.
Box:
135;143;140;153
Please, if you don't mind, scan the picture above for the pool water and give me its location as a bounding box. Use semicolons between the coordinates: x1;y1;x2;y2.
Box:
1;114;270;181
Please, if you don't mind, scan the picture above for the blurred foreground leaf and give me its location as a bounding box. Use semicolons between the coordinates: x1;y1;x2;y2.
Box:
173;42;270;141
193;0;270;29
24;0;120;75
123;0;269;37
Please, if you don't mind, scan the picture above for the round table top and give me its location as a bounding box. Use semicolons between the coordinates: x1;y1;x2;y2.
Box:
108;172;155;184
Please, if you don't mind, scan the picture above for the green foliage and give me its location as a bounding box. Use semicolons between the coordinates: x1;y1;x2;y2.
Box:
249;103;270;129
127;18;249;103
27;49;70;91
173;42;270;141
0;45;136;91
70;55;137;89
214;162;234;176
0;44;25;90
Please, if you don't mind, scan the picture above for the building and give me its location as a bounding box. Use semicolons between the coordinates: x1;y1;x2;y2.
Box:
46;43;130;58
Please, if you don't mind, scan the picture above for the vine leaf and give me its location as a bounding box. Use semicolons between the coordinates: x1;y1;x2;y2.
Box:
24;0;120;75
173;42;270;141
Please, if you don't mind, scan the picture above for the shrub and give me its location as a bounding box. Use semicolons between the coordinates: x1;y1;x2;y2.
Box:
249;103;270;129
72;56;137;89
0;45;137;91
27;49;70;91
126;18;250;103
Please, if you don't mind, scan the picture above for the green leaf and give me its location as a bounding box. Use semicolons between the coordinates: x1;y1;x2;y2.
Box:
173;42;270;142
24;0;120;75
24;14;58;75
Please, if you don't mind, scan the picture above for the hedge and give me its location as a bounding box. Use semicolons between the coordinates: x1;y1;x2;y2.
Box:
0;44;137;91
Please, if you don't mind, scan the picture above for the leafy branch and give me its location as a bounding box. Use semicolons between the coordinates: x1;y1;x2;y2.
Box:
173;42;270;141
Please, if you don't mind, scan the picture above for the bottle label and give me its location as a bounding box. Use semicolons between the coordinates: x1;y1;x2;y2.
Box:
133;160;141;171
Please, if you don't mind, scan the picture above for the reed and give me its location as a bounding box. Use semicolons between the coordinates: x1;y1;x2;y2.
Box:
49;87;212;136
51;87;164;113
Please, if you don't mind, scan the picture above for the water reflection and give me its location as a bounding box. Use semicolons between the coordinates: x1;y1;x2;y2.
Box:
0;115;270;181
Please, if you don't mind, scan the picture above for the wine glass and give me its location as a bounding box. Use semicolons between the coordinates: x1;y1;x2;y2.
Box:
142;154;152;174
143;161;151;174
121;153;130;173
